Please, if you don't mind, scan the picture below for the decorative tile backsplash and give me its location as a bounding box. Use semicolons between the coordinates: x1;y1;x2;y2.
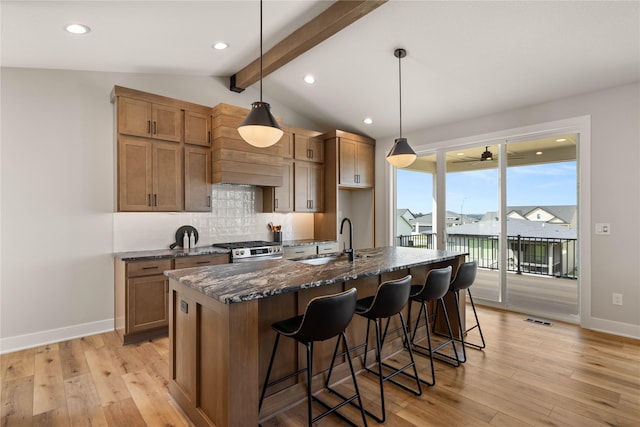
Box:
113;184;314;252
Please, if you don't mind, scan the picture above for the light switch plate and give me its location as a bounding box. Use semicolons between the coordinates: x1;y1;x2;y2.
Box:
595;223;611;235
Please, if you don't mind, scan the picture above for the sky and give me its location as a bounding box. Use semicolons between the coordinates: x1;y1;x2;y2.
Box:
397;161;577;216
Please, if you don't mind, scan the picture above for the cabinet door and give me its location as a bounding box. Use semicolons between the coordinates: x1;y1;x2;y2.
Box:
339;138;374;188
294;162;323;212
127;275;169;333
184;110;211;147
357;142;375;188
276;131;293;159
118;136;153;211
152;104;182;142
185;146;211;212
274;160;293;212
118;97;152;137
294;134;324;163
309;162;324;212
153;142;184;211
339;138;358;186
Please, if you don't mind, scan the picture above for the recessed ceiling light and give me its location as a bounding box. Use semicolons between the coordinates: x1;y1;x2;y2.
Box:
536;151;543;155
363;117;373;125
65;23;90;34
213;42;228;50
555;138;567;142
303;74;315;84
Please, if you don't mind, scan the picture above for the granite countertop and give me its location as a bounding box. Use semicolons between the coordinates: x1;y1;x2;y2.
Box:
281;239;338;247
164;246;464;304
113;246;230;261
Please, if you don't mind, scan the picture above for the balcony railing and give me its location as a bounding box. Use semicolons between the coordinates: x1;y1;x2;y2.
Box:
396;233;577;279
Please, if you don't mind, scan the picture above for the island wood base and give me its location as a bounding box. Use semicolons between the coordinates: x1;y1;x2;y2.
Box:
168;256;466;427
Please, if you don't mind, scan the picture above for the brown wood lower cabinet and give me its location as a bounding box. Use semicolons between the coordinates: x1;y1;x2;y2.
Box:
115;253;230;344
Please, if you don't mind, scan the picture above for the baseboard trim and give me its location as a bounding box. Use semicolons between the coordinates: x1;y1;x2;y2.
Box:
0;318;114;354
582;316;640;340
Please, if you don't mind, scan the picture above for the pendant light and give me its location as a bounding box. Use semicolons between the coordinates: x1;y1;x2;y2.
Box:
238;0;284;148
386;48;416;168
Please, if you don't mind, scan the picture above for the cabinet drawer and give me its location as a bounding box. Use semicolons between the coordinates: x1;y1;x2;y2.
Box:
174;254;229;269
317;243;339;254
284;246;317;259
127;259;173;278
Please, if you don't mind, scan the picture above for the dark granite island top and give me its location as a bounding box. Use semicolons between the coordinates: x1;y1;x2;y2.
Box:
164;246;464;304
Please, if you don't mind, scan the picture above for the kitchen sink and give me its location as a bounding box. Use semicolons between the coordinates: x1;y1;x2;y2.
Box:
294;254;344;265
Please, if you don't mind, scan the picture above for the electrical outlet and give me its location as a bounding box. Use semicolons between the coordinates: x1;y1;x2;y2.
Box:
595;223;611;235
612;293;623;306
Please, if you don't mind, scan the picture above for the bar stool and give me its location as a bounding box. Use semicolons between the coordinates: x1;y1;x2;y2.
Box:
259;288;367;427
328;275;421;423
442;261;486;362
407;266;460;386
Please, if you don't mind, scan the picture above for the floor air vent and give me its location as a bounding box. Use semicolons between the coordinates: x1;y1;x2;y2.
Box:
525;317;552;326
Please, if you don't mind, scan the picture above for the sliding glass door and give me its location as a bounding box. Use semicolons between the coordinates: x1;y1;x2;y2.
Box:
395;135;579;320
445;145;500;303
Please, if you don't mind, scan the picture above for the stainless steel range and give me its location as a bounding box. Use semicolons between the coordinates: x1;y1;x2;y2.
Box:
213;240;283;262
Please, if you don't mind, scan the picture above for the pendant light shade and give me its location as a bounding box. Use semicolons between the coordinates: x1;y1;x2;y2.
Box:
387;137;416;168
238;0;283;148
386;48;416;167
238;102;283;148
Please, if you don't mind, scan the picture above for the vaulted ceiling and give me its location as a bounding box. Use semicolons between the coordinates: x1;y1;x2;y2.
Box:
2;1;639;141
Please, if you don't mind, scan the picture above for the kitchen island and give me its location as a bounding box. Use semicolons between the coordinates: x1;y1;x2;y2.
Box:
165;246;466;427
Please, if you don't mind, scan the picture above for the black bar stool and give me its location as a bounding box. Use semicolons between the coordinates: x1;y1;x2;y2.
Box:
441;261;486;362
328;275;421;423
407;266;460;386
259;288;367;427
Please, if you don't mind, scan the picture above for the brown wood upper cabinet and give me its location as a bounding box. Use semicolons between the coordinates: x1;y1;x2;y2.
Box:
118;96;182;142
339;137;374;188
118;135;184;212
184;110;211;147
294;161;323;212
294;132;324;163
184;146;212;212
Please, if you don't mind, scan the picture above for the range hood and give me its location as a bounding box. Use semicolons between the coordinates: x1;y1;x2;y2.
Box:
212;103;283;187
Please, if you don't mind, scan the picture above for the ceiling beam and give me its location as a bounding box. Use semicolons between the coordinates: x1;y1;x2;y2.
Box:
230;0;387;93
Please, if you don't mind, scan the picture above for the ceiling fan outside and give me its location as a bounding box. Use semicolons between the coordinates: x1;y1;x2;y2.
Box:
453;145;523;164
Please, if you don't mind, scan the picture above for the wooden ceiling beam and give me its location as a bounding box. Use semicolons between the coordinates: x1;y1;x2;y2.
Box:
230;0;387;92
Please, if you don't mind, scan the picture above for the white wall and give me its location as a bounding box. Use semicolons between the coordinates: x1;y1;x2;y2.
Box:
375;82;640;338
0;67;321;352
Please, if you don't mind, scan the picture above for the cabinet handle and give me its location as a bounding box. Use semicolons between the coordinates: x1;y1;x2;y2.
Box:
208;131;211;143
154;194;158;207
147;194;152;207
207;195;211;207
153;121;157;135
147;120;151;133
275;198;279;209
143;266;159;270
196;260;210;264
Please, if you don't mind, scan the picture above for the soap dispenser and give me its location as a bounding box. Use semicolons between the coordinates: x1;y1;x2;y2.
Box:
189;231;196;248
183;231;189;249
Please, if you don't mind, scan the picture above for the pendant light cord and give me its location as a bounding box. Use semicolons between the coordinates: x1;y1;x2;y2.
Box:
260;0;263;102
398;51;402;138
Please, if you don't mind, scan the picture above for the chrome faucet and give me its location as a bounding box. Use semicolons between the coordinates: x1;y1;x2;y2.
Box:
340;217;355;262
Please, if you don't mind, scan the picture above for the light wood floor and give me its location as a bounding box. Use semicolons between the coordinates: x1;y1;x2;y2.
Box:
2;305;639;426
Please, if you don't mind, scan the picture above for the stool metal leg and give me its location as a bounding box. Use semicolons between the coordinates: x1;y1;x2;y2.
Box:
306;342;313;427
323;333;369;427
361;314;422;423
463;289;486;350
259;332;281;411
